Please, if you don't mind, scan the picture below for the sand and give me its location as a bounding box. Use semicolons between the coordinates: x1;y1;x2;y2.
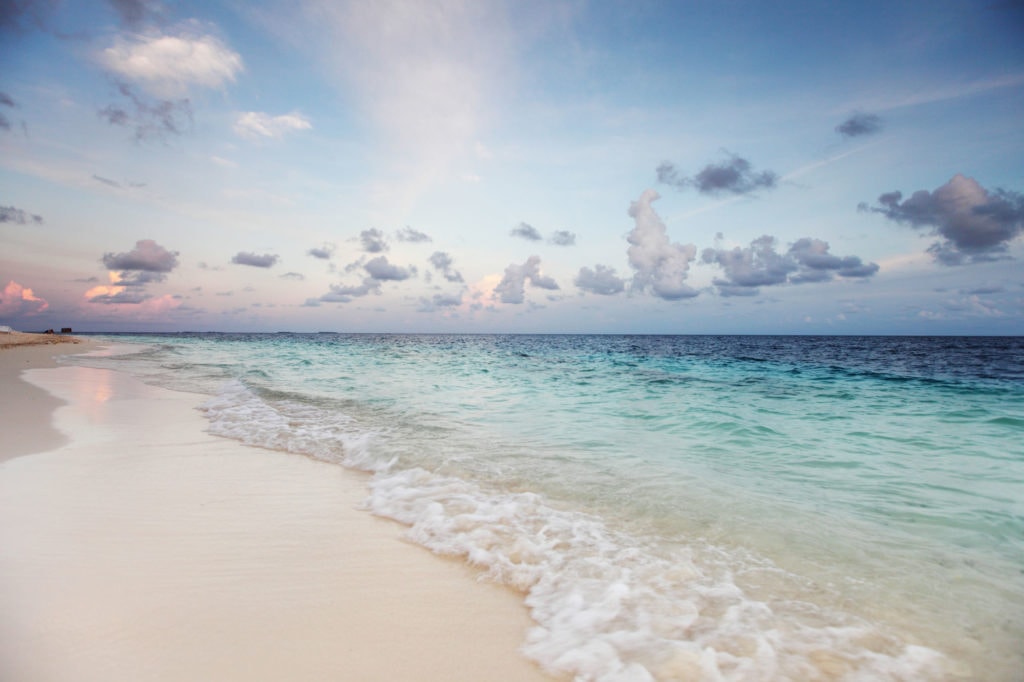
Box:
0;343;556;681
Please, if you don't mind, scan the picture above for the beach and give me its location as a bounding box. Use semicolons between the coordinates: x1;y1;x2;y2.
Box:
0;338;555;682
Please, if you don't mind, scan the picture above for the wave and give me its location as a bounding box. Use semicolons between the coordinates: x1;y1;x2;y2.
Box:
199;380;947;681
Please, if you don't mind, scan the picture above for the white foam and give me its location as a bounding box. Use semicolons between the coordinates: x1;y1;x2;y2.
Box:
199;380;950;681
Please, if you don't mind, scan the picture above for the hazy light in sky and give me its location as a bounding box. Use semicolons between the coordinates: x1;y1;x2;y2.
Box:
0;0;1021;334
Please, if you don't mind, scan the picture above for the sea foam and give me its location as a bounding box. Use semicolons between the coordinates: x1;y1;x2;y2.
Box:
200;379;947;682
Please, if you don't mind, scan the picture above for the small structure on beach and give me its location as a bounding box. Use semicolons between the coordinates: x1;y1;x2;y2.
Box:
0;325;13;334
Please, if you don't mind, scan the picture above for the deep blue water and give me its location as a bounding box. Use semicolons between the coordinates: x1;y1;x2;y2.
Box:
71;334;1024;681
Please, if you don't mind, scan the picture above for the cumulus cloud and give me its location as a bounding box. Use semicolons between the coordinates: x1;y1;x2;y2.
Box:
864;174;1024;264
429;251;464;283
550;230;576;246
701;235;878;295
657;153;777;196
90;239;179;304
280;271;305;280
0;280;48;318
98;28;243;98
626;190;698;300
231;252;279;268
364;255;413;281
575;265;625;296
396;226;432;243
0;205;43;224
493;255;558;304
510;222;543;241
418;292;463;312
103;238;179;272
98;82;192;141
307;243;335;259
234;111;312;138
316;255;415;303
836;112;882;138
360;228;388;253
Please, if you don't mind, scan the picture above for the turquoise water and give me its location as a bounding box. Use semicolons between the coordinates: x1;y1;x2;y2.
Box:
70;334;1024;681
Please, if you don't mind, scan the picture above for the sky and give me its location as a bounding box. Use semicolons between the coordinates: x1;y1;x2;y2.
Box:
1;0;1022;334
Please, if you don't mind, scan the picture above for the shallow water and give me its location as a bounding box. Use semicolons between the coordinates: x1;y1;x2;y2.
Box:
70;334;1024;681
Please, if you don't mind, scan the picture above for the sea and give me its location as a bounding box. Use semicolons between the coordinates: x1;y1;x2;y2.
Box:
65;334;1024;682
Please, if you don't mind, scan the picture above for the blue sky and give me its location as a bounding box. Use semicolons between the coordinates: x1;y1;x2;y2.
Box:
1;0;1022;334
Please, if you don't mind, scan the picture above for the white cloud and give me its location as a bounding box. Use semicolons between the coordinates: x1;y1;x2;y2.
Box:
99;28;243;97
626;190;698;300
234;111;312;138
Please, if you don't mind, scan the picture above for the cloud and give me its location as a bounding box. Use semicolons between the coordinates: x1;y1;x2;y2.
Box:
549;230;576;246
657;153;777;196
108;0;164;29
510;222;543;241
701;235;878;295
626;190;698;300
98;82;192;141
364;255;413;281
234;111;312;138
98;27;243;98
103;238;179;272
360;228;388;253
429;251;464;283
231;252;279;268
0;91;14;131
307;243;335;259
575;265;625;296
280;272;305;280
865;174;1024;264
0;205;43;224
836;112;882;138
396;226;432;243
90;239;179;304
417;292;463;312
0;280;49;318
493;255;558;304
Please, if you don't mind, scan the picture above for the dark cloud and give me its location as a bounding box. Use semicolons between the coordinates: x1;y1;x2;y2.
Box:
364;255;413;281
626;190;698;300
657;153;777;196
108;0;164;28
395;226;432;243
98;82;192;142
701;235;878;295
92;174;121;188
865;174;1024;264
494;255;559;304
360;228;388;253
429;251;464;283
231;252;279;268
280;272;305;280
307;243;335;259
0;205;43;224
836;112;883;138
549;230;576;246
0;91;14;131
510;222;543;241
575;265;625;296
417;292;463;312
103;239;179;272
0;0;57;34
320;279;378;302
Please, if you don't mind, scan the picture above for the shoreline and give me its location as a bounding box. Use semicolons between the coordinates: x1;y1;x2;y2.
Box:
0;335;92;461
0;343;556;681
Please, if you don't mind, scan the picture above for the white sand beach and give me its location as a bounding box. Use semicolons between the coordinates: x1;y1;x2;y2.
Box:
0;341;555;681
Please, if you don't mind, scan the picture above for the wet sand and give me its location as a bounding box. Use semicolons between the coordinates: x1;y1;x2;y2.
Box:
0;344;555;681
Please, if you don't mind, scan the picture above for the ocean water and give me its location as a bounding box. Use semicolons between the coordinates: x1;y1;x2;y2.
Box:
67;334;1024;681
